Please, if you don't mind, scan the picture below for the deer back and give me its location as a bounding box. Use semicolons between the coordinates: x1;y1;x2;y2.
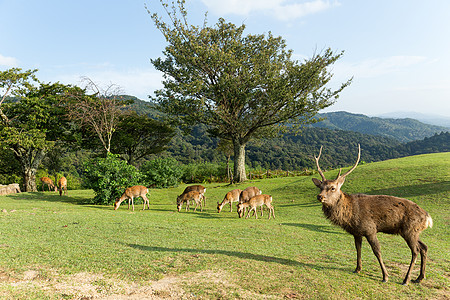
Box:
183;185;206;195
239;186;261;203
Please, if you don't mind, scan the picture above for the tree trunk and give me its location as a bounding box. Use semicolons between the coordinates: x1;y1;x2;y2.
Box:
14;148;46;192
23;167;37;192
233;138;247;183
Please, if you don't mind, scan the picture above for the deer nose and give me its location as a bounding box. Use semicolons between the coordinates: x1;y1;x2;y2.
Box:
317;195;324;202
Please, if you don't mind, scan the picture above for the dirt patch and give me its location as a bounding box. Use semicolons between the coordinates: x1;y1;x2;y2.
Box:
0;268;266;299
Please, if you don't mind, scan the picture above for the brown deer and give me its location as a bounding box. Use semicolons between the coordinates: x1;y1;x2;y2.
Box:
312;144;433;285
182;185;206;207
177;190;203;212
114;185;150;211
217;189;242;213
237;194;275;219
58;176;68;196
40;177;57;192
238;186;262;217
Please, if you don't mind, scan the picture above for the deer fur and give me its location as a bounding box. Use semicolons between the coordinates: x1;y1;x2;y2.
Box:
237;194;275;219
114;185;150;211
217;189;242;213
238;186;263;217
177;190;203;212
182;185;206;207
312;144;433;285
58;176;68;196
40;177;57;192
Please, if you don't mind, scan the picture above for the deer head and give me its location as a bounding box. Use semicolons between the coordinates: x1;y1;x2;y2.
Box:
312;144;361;206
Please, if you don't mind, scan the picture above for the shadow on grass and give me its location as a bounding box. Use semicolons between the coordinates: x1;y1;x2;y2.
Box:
6;192;89;205
282;223;343;235
125;243;331;270
365;181;450;198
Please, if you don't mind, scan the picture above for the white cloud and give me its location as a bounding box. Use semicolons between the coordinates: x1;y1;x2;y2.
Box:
0;54;19;67
201;0;340;21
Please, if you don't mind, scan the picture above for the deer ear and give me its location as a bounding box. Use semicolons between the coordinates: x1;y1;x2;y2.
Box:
312;178;322;187
336;176;346;188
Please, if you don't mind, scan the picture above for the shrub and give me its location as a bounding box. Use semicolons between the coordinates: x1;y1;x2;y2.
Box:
83;153;143;205
140;157;182;188
180;162;227;183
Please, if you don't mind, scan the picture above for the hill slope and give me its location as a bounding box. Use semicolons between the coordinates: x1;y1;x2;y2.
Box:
312;111;448;142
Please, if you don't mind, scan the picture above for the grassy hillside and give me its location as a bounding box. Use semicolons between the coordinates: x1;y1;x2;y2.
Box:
0;153;448;299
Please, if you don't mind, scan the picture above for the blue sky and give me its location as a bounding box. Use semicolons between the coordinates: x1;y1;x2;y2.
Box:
1;0;449;117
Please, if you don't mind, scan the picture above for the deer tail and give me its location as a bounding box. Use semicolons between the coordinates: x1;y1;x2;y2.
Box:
426;214;433;229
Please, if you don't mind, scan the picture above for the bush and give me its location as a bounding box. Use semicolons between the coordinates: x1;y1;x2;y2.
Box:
180;162;227;183
140;157;182;188
83;153;143;205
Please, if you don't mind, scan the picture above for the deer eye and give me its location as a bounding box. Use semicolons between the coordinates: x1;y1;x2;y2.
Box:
331;187;336;191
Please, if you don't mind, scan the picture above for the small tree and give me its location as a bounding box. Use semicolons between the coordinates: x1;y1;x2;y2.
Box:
66;77;125;154
83;153;143;205
140;157;182;188
147;0;351;182
111;111;175;166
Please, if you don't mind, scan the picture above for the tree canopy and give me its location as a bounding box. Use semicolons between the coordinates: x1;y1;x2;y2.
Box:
148;0;351;182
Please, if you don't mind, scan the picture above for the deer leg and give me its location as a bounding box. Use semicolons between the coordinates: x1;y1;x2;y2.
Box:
366;234;389;282
402;234;420;285
131;197;135;211
194;199;198;212
127;198;131;210
246;207;253;219
142;196;149;210
260;206;263;217
412;240;428;283
354;235;362;273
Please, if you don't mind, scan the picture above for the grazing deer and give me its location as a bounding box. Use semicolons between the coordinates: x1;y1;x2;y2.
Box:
58;176;68;196
237;194;275;219
238;186;263;217
312;145;433;285
181;185;206;207
40;177;57;192
217;189;242;213
114;185;150;211
177;190;203;212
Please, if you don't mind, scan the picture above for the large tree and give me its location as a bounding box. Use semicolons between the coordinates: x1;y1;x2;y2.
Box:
0;69;76;191
148;0;351;182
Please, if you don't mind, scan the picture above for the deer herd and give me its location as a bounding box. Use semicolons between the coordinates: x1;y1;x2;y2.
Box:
39;145;433;285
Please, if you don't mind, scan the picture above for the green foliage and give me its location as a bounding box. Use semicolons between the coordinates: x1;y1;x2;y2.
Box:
180;161;227;183
111;111;175;166
83;153;143;205
140;157;182;188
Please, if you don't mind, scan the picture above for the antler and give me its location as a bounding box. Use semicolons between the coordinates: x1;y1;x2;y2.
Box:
339;144;361;179
314;146;326;181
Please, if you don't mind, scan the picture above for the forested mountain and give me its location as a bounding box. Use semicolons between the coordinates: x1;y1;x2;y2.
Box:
312;111;449;142
129;98;449;170
164;126;449;171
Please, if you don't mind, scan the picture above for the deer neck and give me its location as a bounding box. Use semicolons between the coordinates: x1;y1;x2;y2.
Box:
322;192;354;230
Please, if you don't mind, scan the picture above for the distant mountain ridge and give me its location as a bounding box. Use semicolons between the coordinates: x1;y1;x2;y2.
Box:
312;111;449;142
377;111;450;128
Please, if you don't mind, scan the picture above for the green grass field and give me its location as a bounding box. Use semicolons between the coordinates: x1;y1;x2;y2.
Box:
0;152;449;299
